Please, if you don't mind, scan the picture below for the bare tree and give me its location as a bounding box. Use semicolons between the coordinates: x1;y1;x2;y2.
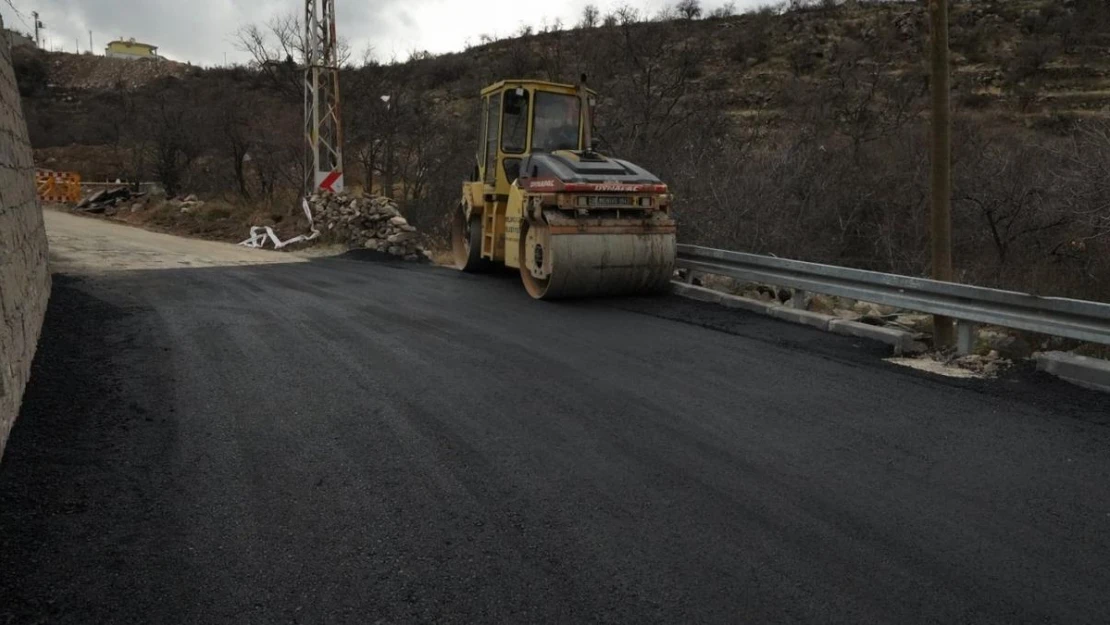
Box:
600;19;708;156
1056;120;1110;244
343;67;394;193
956;136;1068;271
709;2;737;18
222;103;254;199
248;102;302;203
142;92;199;197
235;12;352;97
580;5;600;28
235;14;304;97
677;0;703;20
614;4;641;25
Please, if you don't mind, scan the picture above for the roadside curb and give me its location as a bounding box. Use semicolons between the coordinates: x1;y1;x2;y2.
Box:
1035;351;1110;393
828;319;926;356
672;282;922;355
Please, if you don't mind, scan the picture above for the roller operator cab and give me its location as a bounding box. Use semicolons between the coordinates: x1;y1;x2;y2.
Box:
452;79;678;299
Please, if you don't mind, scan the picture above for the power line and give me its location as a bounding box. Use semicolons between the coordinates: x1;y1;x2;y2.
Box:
2;0;35;33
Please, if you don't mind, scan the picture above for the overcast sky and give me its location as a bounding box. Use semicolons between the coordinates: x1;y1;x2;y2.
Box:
1;0;767;66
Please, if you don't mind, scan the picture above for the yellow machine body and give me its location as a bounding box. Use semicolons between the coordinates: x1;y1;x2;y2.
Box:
453;79;677;299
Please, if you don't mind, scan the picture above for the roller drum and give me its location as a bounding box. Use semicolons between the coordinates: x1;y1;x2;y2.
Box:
521;225;676;299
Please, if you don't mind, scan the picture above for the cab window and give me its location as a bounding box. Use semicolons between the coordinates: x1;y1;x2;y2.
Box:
533;92;581;152
477;96;489;172
501;89;530;154
484;93;500;184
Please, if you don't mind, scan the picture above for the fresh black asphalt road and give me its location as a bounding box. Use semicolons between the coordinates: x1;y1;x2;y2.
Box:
2;253;1109;624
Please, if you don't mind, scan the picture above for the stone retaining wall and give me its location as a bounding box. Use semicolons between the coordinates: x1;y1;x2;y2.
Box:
0;31;50;458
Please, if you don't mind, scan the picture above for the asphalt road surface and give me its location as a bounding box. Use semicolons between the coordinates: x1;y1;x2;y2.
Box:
2;213;1109;624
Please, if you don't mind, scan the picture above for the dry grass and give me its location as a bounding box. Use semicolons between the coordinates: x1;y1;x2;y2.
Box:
108;197;310;245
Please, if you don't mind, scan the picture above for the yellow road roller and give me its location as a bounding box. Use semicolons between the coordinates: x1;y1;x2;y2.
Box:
452;78;677;299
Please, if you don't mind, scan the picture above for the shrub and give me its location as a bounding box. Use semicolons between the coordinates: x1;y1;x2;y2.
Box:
1007;38;1061;83
958;91;994;110
12;48;48;97
730;31;772;64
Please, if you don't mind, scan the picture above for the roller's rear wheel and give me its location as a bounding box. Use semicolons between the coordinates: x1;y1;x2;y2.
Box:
452;203;489;272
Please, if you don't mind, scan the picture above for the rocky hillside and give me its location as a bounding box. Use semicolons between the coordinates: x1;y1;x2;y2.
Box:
22;0;1110;147
405;0;1110;125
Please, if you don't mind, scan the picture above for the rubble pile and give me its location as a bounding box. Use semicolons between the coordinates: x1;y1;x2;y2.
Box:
309;192;428;261
169;194;205;213
76;187;145;214
47;52;188;90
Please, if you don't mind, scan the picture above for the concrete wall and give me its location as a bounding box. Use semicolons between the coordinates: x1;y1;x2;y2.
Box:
0;33;50;458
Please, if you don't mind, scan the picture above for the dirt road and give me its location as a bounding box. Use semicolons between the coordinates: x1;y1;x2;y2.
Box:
43;209;307;273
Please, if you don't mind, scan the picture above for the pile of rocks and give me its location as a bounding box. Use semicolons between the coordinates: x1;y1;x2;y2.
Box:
309;192;428;261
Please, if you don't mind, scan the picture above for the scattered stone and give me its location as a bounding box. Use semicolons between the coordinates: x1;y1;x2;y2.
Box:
387;231;417;244
853;301;880;316
989;335;1034;360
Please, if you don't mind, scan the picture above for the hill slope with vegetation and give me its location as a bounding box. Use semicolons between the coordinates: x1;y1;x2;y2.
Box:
15;0;1110;300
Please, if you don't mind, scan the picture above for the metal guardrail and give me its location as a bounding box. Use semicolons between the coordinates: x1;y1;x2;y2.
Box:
677;244;1110;348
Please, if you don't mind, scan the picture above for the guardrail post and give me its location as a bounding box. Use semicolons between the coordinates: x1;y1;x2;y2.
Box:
956;320;976;356
791;289;807;310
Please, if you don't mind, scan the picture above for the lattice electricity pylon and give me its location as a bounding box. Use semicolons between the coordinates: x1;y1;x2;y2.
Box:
304;0;344;195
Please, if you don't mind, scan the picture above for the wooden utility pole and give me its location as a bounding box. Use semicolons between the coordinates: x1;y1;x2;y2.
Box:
32;11;42;48
929;0;954;347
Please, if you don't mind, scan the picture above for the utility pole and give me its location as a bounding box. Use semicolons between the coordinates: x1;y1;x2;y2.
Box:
89;31;94;54
32;11;42;48
304;0;344;195
929;0;954;347
382;94;394;199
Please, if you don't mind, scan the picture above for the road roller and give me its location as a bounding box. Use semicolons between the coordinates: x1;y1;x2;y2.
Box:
452;78;677;299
